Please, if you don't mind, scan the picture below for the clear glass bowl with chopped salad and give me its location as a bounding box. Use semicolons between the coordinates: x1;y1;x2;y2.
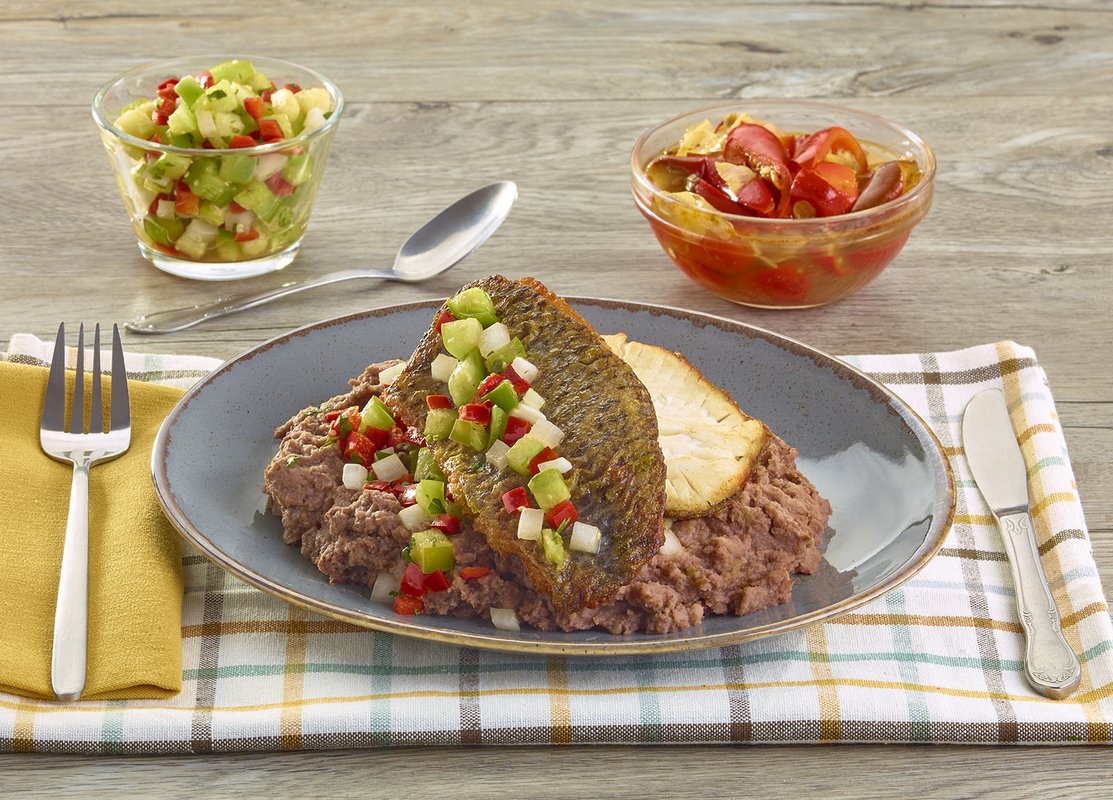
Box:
92;56;344;280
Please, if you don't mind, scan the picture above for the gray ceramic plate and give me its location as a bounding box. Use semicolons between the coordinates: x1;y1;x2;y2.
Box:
152;298;955;655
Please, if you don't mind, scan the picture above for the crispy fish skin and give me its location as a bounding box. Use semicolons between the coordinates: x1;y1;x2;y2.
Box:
385;275;666;613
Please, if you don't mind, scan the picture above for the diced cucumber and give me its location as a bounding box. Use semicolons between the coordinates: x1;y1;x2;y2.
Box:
174;233;207;259
239;235;270;258
423;408;457;441
119;98;148;114
209;59;256;85
197;200;225;227
281;154;312;185
441;317;483;360
219;155;255;184
446;287;498;327
186;160;236;204
150;152;191;181
213;110;245;138
448;351;485;406
409;529;455;574
487;406;508;449
528;469;571;510
297;87;332;115
167;103;197;135
115;107;156;139
484;337;526;374
215;238;240;262
270;88;302;126
415;480;446;515
359;396;395;432
168;132;196;148
232;180;274;210
479;379;518;413
174;75;204;107
506;435;546;476
248;71;273;92
204;81;239;113
449;419;488;452
143;216;183;246
541;527;566;568
414;448;446;482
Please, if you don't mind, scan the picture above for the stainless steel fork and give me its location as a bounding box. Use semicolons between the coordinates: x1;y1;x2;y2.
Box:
39;323;131;702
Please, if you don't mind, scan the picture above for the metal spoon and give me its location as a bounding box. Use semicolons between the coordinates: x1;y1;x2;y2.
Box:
126;181;518;334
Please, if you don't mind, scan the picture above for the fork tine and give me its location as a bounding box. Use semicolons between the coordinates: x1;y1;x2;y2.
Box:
89;324;104;434
109;324;130;432
68;324;85;433
41;322;67;431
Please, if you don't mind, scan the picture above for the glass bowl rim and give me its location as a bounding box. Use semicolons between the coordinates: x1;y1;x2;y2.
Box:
630;99;936;228
91;54;344;157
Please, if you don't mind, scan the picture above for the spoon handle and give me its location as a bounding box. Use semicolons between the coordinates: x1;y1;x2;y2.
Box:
125;269;395;334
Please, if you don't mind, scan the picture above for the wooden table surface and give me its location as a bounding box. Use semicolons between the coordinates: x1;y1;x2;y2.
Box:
2;0;1111;796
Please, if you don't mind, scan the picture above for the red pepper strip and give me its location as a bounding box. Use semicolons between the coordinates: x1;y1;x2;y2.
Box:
501;486;530;514
502;365;530;395
243;96;266;120
723;124;792;192
690;177;748;216
284;83;302;94
426;394;453;410
228;134;256;149
502;416;531;445
401;562;426;597
459;403;492;425
365;479;393;493
791;126;868;174
266;172;296;197
430;514;461;535
433;309;456;333
392;593;423;615
851;161;904;212
459;566;490;580
156;77;179;92
474;373;505;400
789;162;859;218
422;569;451;592
546;499;578;529
528;447;559;475
261;88;274;103
753;267;811;303
258;118;283;142
398;485;419;507
343;431;376;467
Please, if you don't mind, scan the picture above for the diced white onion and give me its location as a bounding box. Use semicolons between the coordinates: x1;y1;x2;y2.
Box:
485;439;510;469
378;361;405;385
370;572;401;604
223;208;255;231
660;521;684;556
253;153;288;181
569;521;602;554
510;356;538;384
342;462;369;490
489;607;521;632
303;106;327;133
528;418;564;448
185;218;219;242
371;453;408;481
431;353;458;382
509;404;546;425
399;503;434;532
196;109;217;138
270;88;293;110
377;446;395;455
516;507;544;540
521;388;545;409
478;322;511;357
156;199;176;219
536;457;572;475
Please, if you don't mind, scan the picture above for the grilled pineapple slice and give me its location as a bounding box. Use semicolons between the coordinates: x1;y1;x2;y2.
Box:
603;333;767;518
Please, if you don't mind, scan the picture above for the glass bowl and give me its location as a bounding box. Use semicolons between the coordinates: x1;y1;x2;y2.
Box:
92;56;344;281
631;100;935;308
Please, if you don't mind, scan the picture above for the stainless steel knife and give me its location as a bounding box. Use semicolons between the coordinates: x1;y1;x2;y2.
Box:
962;388;1081;699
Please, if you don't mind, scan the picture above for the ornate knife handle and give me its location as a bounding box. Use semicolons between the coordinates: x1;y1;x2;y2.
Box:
996;511;1082;699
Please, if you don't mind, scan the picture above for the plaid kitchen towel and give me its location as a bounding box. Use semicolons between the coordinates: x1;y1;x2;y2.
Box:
1;336;1109;752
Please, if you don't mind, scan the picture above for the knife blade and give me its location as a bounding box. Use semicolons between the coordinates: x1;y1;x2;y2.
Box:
962;389;1081;699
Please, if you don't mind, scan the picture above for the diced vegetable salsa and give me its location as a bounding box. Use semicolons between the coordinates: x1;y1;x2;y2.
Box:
105;59;337;263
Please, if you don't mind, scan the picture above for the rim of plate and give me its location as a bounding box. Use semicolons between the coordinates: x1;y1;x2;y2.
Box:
151;296;956;656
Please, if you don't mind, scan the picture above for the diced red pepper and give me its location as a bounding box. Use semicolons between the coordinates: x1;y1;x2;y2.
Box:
284;83;303;94
459;566;491;580
546;500;578;529
401;562;426;597
363;425;392;450
402;426;426;447
243;96;266;120
157;95;177;115
156;77;179;93
324;408;344;421
459;403;492;425
258;118;283;142
502;365;530;395
152;242;179;256
502;415;531;445
422;569;451;592
266;172;296;197
426;394;453;410
528;447;559;475
392;593;423;615
343;431;376;467
433;309;457;333
365;479;393;493
328;407;362;440
501;486;530;514
151;110;170;127
228;134;256;149
398;485;419;507
430;514;461;535
175;185;200;217
474;373;505;400
202;140;214;149
389;476;415;494
234;228;260;242
196;70;214;89
229;201;247;213
261;88;274;103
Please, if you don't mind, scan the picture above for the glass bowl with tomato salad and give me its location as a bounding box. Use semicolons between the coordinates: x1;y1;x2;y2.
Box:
92;56;344;280
631;101;935;308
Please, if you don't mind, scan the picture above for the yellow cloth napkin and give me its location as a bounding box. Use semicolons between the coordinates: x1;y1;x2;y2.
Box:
0;361;184;700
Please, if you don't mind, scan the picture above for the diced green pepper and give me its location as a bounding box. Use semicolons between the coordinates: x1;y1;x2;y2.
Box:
281;154;312;185
506;435;546;476
414;448;446;482
487;406;508;449
150;153;191;182
197;200;225;227
143;216;177;245
449;419;488;452
446;287;498;327
209;59;256;85
219;155;255;184
541;528;566;568
479;379;518;413
528;468;570;510
448;351;485;407
423;408;457;441
248;71;273;92
409;529;455;574
174;75;204;107
484;337;526;374
360;396;395;432
415;480;446;515
441;317;483;360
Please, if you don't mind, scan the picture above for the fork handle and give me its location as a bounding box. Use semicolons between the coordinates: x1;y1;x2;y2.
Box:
51;462;89;702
